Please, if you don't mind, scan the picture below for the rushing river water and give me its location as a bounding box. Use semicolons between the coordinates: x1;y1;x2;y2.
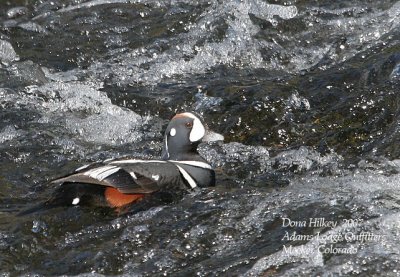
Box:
1;0;400;276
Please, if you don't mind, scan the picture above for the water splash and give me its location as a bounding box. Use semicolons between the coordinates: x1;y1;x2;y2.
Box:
83;0;298;85
0;40;19;64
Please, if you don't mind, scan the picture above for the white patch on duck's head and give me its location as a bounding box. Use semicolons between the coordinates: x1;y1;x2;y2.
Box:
173;112;205;142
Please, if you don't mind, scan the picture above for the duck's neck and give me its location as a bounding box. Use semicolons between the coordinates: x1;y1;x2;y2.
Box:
161;143;204;162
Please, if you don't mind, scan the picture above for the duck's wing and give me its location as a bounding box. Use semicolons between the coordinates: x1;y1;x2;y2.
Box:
51;159;182;194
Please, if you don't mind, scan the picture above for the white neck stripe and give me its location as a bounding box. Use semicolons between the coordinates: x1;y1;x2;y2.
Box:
164;134;170;158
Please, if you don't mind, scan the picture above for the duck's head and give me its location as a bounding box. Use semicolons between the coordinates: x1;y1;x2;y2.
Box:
161;112;210;161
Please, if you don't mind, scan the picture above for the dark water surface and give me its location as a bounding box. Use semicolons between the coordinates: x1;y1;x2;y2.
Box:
1;0;400;276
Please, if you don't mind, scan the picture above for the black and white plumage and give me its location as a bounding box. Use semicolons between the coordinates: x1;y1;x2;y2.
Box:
20;112;217;214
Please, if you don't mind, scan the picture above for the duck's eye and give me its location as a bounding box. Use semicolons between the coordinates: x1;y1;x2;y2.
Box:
185;121;193;128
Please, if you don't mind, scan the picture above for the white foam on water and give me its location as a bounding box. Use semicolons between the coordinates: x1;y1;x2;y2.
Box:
6;6;28;19
390;62;400;79
199;142;271;180
65;104;144;145
85;0;298;85
82;0;400;86
42;82;145;144
2;80;146;145
241;166;400;275
57;0;142;13
272;146;342;173
21;0;400;87
18;22;47;33
0;125;23;144
0;40;19;64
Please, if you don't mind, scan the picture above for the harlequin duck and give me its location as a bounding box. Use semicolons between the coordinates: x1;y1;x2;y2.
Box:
20;112;218;214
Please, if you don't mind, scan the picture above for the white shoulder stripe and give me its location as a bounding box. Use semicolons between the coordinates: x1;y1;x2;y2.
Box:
175;165;197;189
129;171;137;179
110;159;166;164
170;160;212;169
